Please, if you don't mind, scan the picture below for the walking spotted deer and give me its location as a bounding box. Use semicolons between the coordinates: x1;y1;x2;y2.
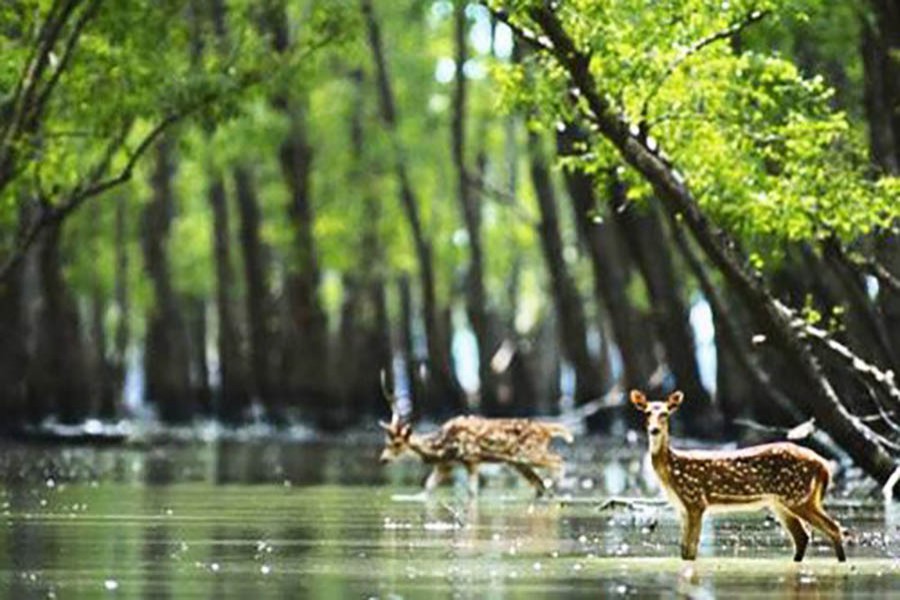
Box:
378;376;573;497
630;389;846;562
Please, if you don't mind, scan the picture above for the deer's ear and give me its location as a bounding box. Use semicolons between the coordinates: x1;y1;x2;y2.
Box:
399;423;412;440
378;420;392;432
629;390;648;411
667;391;684;411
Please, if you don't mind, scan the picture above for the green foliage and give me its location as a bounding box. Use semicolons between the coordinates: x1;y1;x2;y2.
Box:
492;0;900;264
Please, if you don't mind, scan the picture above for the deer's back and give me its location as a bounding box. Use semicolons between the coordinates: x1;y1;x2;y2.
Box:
668;442;830;507
431;416;559;464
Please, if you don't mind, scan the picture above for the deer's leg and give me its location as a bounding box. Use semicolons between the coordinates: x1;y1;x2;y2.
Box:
424;464;452;492
680;509;704;561
465;462;480;497
773;505;810;562
799;503;846;562
513;464;548;498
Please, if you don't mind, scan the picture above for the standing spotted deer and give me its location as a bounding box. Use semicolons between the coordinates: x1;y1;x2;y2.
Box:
631;389;846;562
378;376;573;497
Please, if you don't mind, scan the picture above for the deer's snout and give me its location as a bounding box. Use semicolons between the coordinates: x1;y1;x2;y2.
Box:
648;426;661;436
379;449;393;464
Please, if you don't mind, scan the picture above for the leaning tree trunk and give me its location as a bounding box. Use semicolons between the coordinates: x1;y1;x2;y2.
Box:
362;0;463;417
141;136;194;424
520;5;898;486
665;207;803;433
526;131;603;413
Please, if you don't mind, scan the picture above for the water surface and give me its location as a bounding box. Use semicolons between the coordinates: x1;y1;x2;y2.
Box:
1;438;897;598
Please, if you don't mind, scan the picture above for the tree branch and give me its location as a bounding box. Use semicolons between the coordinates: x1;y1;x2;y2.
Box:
639;10;770;127
0;0;82;177
29;0;102;130
483;6;554;54
785;303;900;407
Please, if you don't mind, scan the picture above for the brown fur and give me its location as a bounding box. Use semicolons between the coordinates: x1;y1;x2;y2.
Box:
631;389;846;562
380;415;572;496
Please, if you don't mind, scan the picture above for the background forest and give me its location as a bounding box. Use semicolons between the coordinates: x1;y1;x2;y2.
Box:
2;0;900;490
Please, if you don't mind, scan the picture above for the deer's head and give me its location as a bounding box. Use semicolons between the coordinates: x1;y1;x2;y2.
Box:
630;389;683;452
378;371;413;463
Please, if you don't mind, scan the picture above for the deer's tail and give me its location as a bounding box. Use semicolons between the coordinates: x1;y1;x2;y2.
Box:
545;423;574;444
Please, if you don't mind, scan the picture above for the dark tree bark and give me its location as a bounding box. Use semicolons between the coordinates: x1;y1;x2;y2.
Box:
609;182;716;436
451;0;496;414
185;296;212;417
234;165;279;419
87;201;116;419
862;1;900;397
192;0;249;423
861;0;900;175
29;219;90;424
111;195;130;416
665;209;804;433
0;249;27;427
361;0;463;417
344;68;394;422
141;137;193;424
208;175;249;423
264;0;331;417
515;6;899;486
397;274;422;419
526;131;603;412
557;125;656;396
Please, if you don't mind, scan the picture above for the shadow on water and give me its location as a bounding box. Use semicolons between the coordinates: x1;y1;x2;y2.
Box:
0;437;897;598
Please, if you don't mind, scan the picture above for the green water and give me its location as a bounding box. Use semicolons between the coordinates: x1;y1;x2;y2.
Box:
0;439;897;598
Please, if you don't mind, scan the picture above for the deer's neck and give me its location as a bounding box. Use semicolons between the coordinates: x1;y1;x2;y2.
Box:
649;435;676;482
409;433;442;462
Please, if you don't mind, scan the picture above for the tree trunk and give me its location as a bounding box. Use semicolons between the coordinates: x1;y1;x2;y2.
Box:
234;165;279;420
265;1;331;419
208;174;249;423
526;131;603;411
862;1;900;402
861;0;900;175
111;195;130;417
451;0;496;414
141;136;193;424
523;6;898;486
609;181;716;436
666;208;803;433
30;219;90;424
398;275;421;420
185;296;212;417
557;125;657;395
361;0;463;417
0;248;27;428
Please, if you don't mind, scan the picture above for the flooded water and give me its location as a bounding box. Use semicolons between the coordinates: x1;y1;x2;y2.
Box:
1;436;898;598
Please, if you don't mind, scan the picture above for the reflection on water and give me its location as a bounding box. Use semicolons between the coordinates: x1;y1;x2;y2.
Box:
0;438;897;598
